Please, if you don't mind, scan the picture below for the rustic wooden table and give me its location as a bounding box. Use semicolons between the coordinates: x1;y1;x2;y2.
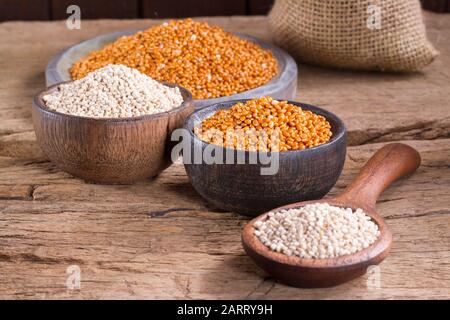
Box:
0;14;449;299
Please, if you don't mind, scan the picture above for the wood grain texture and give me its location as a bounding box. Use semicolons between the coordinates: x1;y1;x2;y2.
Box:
0;16;449;299
184;100;347;216
0;140;448;299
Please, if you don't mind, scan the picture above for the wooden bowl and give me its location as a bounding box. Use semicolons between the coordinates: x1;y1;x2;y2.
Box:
32;82;194;184
183;100;347;216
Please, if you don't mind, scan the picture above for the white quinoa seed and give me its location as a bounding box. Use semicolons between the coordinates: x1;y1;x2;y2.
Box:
253;203;380;259
42;64;184;118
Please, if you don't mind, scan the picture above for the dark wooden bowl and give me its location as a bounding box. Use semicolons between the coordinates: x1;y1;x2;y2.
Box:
183;100;347;216
32;82;194;184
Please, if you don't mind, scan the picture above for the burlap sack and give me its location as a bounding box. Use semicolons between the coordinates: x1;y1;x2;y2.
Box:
269;0;438;72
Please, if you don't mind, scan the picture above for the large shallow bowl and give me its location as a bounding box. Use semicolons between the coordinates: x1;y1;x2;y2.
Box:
46;29;298;109
183;100;347;216
32;81;194;184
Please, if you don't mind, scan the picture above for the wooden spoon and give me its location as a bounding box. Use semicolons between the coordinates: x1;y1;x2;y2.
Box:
242;143;421;288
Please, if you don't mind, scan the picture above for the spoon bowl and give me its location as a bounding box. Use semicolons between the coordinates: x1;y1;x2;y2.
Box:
242;199;392;287
242;143;421;287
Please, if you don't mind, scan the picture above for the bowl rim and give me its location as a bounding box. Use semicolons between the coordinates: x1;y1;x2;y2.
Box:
33;80;193;123
45;29;297;106
184;99;347;155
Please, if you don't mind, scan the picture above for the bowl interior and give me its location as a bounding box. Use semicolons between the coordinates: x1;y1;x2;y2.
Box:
243;198;392;269
46;30;298;107
185;99;346;152
34;80;193;122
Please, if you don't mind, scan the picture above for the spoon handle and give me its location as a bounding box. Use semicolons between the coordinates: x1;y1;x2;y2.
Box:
337;143;421;209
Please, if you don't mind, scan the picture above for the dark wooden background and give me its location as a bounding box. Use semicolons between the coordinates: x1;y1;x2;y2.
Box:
0;0;448;22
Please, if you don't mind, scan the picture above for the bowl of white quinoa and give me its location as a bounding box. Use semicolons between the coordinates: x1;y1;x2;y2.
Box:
32;64;194;184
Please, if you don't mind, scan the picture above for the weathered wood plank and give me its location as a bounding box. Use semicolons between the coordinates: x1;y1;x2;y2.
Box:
0;140;448;299
0;139;448;219
0;185;32;200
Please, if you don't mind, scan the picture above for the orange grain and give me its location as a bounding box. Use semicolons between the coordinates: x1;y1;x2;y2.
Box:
195;97;332;151
70;19;278;100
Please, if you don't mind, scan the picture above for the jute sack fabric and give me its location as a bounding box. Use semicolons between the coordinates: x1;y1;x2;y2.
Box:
269;0;438;72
